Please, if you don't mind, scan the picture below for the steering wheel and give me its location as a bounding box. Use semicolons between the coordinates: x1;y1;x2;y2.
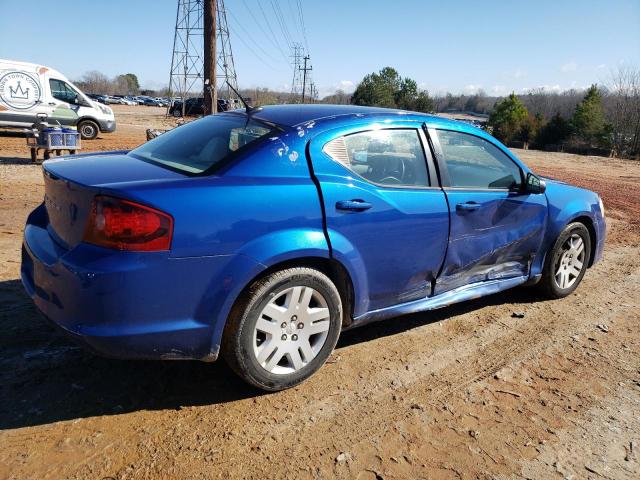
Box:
384;157;405;183
379;176;402;185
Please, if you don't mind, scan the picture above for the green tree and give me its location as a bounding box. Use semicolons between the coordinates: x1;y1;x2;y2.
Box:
117;73;141;95
535;112;572;147
519;113;544;146
395;77;418;110
352;67;399;108
414;91;435;113
571;84;611;148
488;93;529;144
351;67;434;112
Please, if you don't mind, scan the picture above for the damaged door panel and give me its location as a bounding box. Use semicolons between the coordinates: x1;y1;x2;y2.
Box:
436;189;547;294
428;128;548;295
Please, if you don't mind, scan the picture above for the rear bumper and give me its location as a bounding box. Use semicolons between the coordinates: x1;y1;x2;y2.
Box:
20;205;260;361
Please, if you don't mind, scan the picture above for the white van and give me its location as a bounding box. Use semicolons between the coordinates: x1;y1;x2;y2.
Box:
0;59;115;139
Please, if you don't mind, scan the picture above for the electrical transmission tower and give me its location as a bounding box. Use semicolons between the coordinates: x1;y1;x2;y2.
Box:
167;0;239;114
290;43;304;103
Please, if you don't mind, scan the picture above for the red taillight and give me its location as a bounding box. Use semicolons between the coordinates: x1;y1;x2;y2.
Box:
83;196;173;251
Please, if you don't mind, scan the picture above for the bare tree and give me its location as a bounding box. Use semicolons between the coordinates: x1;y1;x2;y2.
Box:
606;65;640;158
75;71;112;94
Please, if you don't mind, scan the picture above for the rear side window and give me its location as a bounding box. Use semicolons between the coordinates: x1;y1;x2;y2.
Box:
323;129;429;187
436;130;522;189
129;114;275;174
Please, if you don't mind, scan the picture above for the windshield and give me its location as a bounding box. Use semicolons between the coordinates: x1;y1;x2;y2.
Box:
129;114;276;174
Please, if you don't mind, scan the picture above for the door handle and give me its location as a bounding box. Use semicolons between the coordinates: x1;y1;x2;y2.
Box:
456;201;481;213
336;199;372;212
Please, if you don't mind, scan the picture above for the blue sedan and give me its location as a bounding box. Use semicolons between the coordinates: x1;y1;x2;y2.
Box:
21;105;606;391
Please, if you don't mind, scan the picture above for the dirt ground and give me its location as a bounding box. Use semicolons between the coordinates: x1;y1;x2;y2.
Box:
0;105;639;480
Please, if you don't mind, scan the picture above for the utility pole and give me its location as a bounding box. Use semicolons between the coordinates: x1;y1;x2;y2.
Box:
203;0;216;115
300;55;312;103
167;0;239;116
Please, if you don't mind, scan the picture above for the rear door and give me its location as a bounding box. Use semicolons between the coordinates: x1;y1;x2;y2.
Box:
310;123;449;315
428;127;548;294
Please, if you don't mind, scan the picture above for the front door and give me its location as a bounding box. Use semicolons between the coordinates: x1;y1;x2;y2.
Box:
44;77;82;127
310;125;449;316
428;128;548;294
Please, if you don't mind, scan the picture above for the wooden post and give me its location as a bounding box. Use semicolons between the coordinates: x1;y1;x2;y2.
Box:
203;0;217;115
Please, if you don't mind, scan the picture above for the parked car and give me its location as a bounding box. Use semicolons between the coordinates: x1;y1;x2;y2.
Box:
21;105;605;391
138;96;163;106
113;95;137;106
109;95;127;105
0;58;115;140
169;97;229;117
153;97;169;107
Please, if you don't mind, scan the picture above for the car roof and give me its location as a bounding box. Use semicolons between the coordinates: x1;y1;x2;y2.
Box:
247;104;483;135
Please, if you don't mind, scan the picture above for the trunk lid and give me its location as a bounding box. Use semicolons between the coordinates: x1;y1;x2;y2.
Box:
42;153;185;249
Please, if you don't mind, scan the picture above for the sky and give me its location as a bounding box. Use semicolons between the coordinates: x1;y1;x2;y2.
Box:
1;0;639;98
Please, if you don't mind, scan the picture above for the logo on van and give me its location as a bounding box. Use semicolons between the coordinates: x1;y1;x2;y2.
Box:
0;71;41;110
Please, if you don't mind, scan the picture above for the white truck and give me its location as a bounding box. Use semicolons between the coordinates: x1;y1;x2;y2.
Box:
0;59;116;139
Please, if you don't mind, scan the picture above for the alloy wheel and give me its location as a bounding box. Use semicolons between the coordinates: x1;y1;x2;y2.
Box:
554;233;585;289
253;285;331;375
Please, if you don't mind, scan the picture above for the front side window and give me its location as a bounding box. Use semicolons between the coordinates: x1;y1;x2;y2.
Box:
436;130;522;189
323;129;429;187
49;79;78;104
129;114;275;174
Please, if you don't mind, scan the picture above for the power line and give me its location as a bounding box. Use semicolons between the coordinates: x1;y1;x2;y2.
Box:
227;9;282;64
287;0;306;51
270;0;294;50
228;24;281;71
256;0;290;59
296;0;310;53
240;0;289;62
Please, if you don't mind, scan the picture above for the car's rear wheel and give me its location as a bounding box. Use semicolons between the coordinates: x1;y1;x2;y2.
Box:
539;222;591;299
77;120;99;140
172;108;182;118
222;267;342;391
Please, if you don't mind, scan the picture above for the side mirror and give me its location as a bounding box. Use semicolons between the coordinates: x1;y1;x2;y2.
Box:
74;95;90;107
524;172;546;194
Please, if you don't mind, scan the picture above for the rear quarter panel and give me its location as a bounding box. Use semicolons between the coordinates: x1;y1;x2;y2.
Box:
115;131;329;353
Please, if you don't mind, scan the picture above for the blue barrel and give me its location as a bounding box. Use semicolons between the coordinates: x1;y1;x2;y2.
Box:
62;128;78;147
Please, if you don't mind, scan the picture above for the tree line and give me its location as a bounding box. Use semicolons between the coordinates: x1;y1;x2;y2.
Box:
74;71;153;96
346;65;640;159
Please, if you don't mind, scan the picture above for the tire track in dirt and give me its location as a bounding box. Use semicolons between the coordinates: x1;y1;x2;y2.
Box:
72;244;639;480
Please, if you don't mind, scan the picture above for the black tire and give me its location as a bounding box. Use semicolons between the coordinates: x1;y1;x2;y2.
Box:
539;222;591;299
30;148;37;163
172;108;182;118
43;151;50;160
77;120;99;140
222;267;342;391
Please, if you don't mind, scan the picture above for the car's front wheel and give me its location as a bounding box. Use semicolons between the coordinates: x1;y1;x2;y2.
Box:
222;267;342;391
539;222;591;298
77;120;99;140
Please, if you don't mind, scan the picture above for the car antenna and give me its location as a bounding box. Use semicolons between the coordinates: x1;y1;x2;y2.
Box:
226;81;262;115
